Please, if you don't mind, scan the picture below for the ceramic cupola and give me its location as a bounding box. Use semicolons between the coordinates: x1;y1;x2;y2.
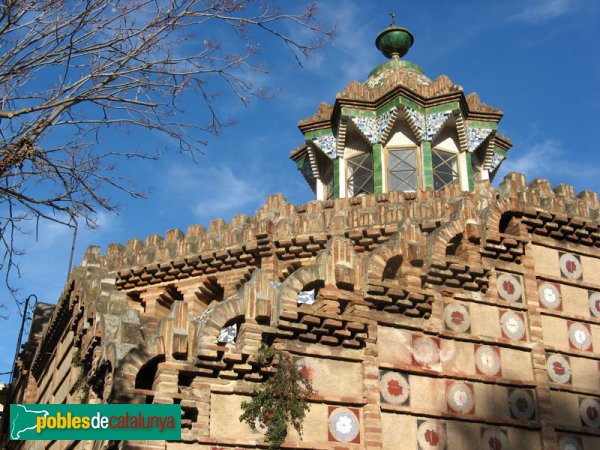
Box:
291;16;512;200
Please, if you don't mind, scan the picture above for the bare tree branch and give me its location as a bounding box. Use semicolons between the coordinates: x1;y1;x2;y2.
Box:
0;0;334;306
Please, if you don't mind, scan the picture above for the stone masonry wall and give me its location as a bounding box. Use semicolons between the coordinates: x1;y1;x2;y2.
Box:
6;173;600;450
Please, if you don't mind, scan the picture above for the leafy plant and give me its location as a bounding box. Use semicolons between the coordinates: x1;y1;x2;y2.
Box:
240;345;314;450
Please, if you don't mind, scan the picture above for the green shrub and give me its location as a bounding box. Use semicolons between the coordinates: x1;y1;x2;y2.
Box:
240;345;314;450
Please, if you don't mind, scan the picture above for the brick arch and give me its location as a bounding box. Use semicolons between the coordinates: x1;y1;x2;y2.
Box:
192;266;279;354
111;335;165;401
482;198;525;234
425;218;482;266
428;219;469;264
364;220;426;283
365;236;404;283
273;237;363;320
194;296;246;349
273;263;324;327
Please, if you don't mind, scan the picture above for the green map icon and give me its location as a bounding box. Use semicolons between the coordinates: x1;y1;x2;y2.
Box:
9;403;181;440
10;404;49;440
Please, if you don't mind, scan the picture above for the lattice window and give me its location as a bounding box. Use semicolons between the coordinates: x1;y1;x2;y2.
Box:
347;152;374;196
432;148;458;191
388;147;418;192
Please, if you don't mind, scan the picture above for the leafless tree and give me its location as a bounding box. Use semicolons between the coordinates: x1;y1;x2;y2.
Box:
0;0;333;304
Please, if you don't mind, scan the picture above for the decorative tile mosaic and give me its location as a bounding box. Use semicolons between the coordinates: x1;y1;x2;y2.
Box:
568;321;592;351
546;353;571;384
412;335;440;367
379;370;410;405
537;281;562;310
559;252;583;280
311;134;337;158
481;428;508;450
579;397;600;428
377;107;397;142
446;381;474;414
217;323;237;345
417;419;446;450
589;291;600;318
350;107;397;145
496;272;523;303
364;67;433;89
350;116;377;144
328;406;360;443
299;156;314;181
426;111;452;141
364;67;394;89
365;71;388;89
405;108;426;141
297;289;315;305
508;388;536;420
466;127;493;152
558;436;583;450
403;107;452;142
489;151;505;172
500;310;526;341
475;345;502;377
443;302;470;333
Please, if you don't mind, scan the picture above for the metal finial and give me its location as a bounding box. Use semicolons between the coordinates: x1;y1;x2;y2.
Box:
390;12;396;26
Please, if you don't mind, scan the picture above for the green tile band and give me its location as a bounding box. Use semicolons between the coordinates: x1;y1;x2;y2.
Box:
373;144;383;194
465;152;474;191
426;102;459;114
304;128;334;140
296;156;306;169
467;120;497;130
494;147;508;157
421;141;433;189
341;108;375;118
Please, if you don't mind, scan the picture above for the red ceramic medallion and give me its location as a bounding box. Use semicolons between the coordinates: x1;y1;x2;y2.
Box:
496;272;522;302
417;420;446;450
380;371;410;405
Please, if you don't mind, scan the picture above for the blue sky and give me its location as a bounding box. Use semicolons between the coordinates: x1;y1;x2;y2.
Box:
1;0;599;381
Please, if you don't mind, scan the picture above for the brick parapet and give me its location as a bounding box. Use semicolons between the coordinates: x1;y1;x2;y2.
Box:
8;172;600;449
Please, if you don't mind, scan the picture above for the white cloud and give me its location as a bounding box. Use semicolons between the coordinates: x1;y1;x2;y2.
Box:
500;139;562;175
497;138;598;190
192;168;266;219
288;0;378;81
163;164;267;222
510;0;580;23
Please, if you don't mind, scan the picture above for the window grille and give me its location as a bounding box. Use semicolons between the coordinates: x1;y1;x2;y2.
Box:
432;148;458;191
388;148;418;191
347;152;374;196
